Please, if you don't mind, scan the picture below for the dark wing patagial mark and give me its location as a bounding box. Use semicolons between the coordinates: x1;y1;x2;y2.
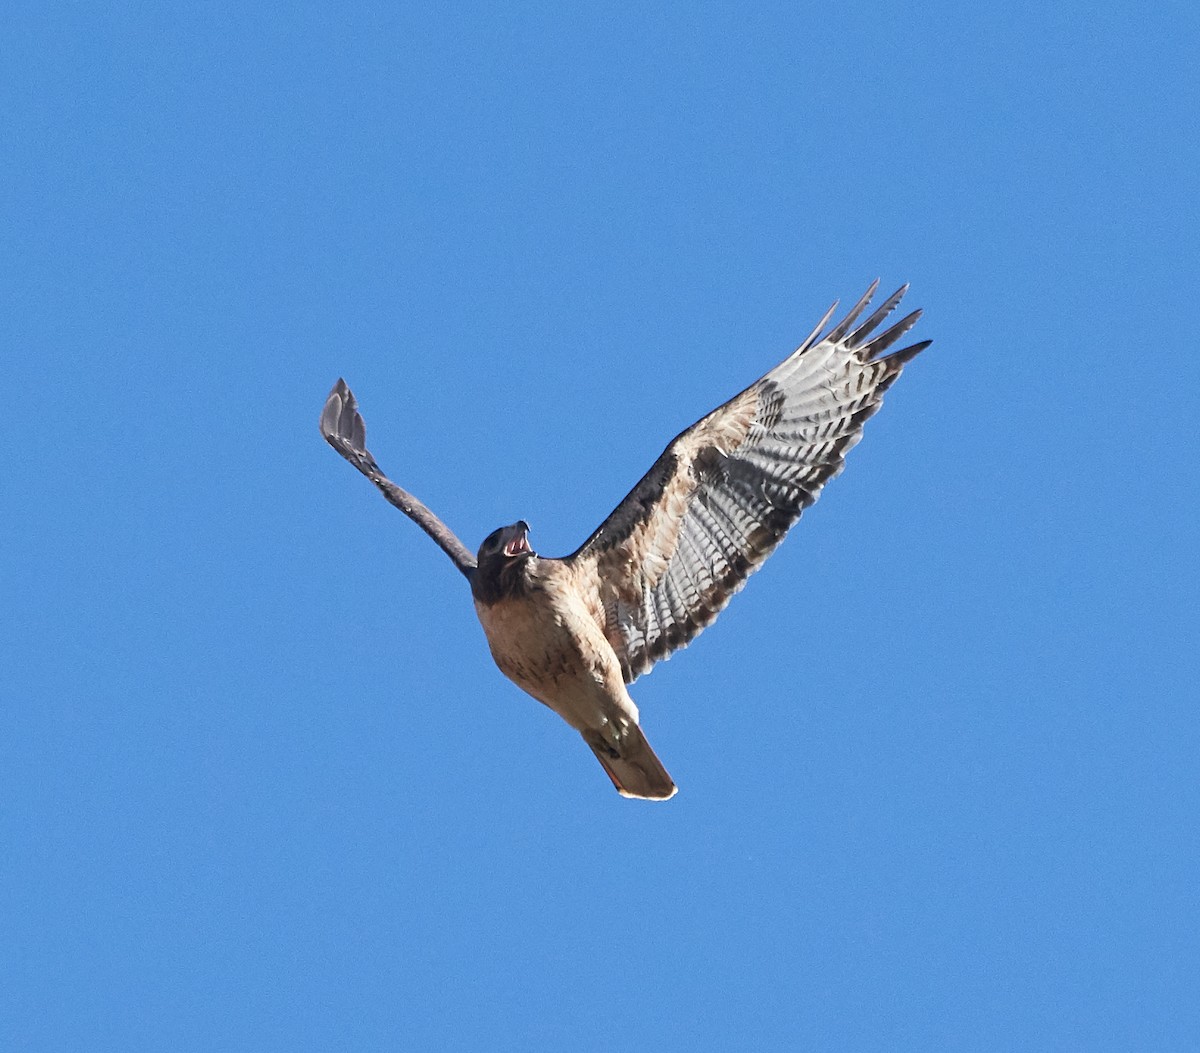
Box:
320;379;477;576
566;281;930;683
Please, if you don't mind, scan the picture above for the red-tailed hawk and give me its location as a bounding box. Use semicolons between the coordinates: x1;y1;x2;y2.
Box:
321;281;929;799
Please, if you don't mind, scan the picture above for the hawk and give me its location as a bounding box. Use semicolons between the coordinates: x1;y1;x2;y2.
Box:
321;280;930;799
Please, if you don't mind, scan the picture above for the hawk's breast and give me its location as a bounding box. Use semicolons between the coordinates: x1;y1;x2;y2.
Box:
472;560;632;733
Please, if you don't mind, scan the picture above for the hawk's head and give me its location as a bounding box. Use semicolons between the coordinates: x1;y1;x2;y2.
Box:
470;521;536;604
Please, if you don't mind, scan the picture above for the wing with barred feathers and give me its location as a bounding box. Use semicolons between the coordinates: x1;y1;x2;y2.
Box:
566;280;930;684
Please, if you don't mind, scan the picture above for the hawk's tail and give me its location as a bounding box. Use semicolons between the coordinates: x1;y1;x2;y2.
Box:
584;724;677;801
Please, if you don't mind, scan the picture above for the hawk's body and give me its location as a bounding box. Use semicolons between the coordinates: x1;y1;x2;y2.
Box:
321;280;930;799
472;556;673;798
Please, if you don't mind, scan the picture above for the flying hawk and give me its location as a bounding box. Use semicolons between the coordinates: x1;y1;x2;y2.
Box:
321;280;929;800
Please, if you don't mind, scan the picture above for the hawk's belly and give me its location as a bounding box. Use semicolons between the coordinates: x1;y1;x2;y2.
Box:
473;588;635;735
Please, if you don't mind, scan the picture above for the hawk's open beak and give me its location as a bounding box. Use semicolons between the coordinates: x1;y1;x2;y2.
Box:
504;524;531;557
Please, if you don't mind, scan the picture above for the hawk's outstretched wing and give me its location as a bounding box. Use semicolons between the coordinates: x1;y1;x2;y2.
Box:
320;378;477;576
565;281;930;684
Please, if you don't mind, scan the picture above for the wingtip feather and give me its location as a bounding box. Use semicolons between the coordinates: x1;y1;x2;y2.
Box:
320;378;369;452
847;284;910;349
884;337;932;366
863;308;924;360
824;279;880;344
797;300;839;353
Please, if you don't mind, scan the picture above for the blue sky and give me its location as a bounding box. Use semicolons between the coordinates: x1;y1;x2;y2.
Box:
4;2;1199;1049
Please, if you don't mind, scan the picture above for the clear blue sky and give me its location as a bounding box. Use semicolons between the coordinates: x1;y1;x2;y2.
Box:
4;2;1198;1050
